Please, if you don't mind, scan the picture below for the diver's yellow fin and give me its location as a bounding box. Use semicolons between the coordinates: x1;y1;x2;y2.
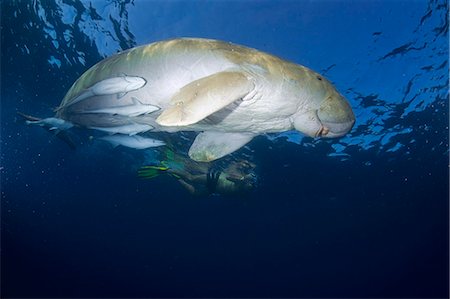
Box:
138;165;169;179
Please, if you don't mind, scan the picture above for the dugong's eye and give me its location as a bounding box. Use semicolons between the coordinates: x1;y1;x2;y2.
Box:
316;76;323;81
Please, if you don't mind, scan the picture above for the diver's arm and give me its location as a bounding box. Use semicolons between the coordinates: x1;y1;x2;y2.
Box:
189;174;207;184
177;179;197;195
169;169;206;185
168;169;194;181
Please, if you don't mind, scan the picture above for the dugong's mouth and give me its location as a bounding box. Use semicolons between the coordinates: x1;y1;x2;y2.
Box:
293;110;355;138
318;118;355;138
292;100;355;138
315;94;356;138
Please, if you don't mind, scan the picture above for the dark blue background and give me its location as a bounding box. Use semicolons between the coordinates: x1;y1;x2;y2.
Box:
1;0;448;298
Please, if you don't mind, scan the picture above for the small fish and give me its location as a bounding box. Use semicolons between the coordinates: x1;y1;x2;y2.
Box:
26;117;73;131
88;123;153;135
80;97;160;117
58;75;147;109
99;134;165;149
18;112;77;149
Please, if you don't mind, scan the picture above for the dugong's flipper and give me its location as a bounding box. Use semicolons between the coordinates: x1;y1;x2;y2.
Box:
156;71;254;127
188;131;255;162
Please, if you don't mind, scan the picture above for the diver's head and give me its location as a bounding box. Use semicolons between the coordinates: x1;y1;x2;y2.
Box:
223;159;258;192
225;172;258;192
242;172;258;191
292;75;355;138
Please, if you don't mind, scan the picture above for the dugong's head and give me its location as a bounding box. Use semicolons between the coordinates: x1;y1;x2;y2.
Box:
292;74;355;138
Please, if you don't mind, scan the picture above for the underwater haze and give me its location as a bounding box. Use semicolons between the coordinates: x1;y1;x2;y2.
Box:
1;0;449;298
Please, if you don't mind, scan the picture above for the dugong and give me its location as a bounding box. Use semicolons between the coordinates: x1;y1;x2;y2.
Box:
56;38;355;161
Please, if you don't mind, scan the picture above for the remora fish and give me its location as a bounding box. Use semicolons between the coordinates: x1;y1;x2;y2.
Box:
54;38;355;161
99;134;165;149
79;97;160;117
88;123;153;135
56;75;146;110
17;112;76;149
26;117;73;131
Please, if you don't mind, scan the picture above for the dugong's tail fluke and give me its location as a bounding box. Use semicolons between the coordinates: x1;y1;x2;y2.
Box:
17;112;77;150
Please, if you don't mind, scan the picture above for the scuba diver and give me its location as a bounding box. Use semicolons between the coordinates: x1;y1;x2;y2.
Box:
138;149;258;196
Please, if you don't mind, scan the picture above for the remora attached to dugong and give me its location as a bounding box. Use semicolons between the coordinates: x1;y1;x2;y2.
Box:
56;38;355;161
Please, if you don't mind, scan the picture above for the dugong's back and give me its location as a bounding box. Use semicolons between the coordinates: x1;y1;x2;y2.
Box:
57;38;286;114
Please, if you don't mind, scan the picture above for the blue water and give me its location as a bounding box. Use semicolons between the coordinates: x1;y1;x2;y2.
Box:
1;0;448;297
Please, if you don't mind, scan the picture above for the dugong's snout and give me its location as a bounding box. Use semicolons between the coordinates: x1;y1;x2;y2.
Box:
293;94;355;138
317;94;355;138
